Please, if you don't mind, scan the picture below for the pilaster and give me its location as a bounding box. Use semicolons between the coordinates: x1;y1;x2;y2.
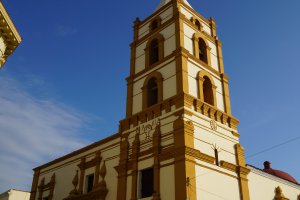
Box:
30;169;40;200
116;139;129;200
130;134;140;200
173;115;196;200
235;144;250;200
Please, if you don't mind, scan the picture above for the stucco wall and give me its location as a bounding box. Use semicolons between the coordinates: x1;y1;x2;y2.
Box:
0;190;30;200
195;164;240;200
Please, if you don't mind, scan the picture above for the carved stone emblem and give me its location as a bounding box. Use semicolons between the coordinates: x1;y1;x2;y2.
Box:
210;120;217;131
138;118;160;142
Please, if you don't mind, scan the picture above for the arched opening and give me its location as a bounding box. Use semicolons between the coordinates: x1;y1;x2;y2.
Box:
149;39;159;65
195;19;201;30
198;38;207;63
150;19;158;30
147;77;158;107
203;76;214;105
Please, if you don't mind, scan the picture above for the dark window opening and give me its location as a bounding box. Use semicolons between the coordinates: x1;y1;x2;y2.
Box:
43;197;49;200
198;38;207;63
203;76;214;105
141;168;154;198
151;20;158;30
86;174;94;193
147;78;158;107
149;39;159;65
195;19;201;30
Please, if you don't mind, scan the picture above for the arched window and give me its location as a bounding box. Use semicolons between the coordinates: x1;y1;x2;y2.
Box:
193;34;211;66
195;19;201;30
142;72;163;109
145;34;164;68
203;76;214;105
198;38;207;63
147;77;158;107
149;39;159;65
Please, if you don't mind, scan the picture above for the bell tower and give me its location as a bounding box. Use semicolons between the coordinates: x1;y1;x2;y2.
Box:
117;0;250;199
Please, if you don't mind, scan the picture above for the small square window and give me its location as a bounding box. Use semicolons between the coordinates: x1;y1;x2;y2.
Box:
140;168;154;198
85;173;95;193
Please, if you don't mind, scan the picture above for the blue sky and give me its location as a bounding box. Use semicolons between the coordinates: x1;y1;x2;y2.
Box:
1;0;300;192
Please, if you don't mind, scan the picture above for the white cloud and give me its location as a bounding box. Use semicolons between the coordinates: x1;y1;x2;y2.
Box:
0;75;90;191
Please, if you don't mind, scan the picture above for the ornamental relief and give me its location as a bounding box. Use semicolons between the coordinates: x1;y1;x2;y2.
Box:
210;119;217;131
135;118;160;143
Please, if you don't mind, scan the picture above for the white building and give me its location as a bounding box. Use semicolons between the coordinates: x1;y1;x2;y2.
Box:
29;0;300;200
0;189;30;200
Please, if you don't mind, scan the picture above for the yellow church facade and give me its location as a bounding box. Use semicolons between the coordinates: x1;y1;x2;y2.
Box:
29;0;300;200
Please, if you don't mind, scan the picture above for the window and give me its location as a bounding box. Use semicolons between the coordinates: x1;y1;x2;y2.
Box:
193;34;211;66
142;72;163;110
195;19;201;30
203;76;214;105
147;78;158;107
43;197;49;200
149;39;159;65
140;168;154;198
145;34;164;68
198;38;207;63
85;174;94;193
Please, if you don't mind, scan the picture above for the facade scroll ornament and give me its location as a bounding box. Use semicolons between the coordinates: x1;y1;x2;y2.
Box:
37;173;56;200
64;152;108;200
94;161;108;198
68;171;79;196
274;186;289;200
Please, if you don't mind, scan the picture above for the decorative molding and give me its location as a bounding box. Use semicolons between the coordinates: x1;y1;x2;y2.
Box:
120;93;239;133
186;147;215;164
65;153;108;200
77;152;102;171
37;173;56;200
220;161;237;172
210;120;217;131
68;171;80;196
231;131;240;138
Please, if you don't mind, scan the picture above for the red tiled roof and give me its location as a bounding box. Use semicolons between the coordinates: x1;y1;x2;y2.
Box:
262;161;298;184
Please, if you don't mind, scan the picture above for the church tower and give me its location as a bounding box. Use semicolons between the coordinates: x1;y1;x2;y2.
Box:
118;0;250;199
